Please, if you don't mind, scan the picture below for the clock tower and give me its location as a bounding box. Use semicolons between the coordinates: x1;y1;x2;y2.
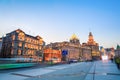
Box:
87;32;100;60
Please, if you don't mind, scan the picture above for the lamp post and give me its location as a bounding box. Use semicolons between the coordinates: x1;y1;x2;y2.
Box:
80;47;83;62
90;46;93;61
67;48;70;64
50;43;52;65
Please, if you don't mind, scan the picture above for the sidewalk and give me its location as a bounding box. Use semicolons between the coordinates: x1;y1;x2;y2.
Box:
85;60;120;80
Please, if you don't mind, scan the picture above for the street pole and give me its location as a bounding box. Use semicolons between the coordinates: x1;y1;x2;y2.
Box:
68;49;70;64
50;43;52;65
93;62;96;80
51;49;52;65
79;47;81;62
90;46;93;61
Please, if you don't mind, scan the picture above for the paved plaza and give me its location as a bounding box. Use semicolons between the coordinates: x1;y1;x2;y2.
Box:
0;60;120;80
85;61;120;80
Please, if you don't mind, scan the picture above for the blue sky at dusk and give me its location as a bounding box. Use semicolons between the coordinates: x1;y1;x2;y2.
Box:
0;0;120;48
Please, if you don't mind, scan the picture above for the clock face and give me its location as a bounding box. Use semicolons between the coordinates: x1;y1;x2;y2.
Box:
18;32;25;41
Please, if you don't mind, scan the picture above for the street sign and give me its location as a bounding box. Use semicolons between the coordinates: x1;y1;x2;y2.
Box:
62;50;68;56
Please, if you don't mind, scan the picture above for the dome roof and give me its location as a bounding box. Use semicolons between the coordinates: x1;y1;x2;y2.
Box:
70;34;79;40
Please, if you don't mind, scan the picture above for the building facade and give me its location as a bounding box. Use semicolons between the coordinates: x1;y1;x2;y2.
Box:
45;34;81;62
0;38;3;54
115;45;120;57
82;32;100;60
44;48;61;63
105;48;115;59
81;43;92;61
0;29;45;61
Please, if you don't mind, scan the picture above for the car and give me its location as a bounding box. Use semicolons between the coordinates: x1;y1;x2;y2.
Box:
69;59;78;63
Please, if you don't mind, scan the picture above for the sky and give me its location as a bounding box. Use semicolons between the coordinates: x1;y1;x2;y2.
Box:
0;0;120;48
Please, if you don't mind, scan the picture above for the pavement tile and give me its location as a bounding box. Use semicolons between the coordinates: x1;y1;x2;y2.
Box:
85;60;120;80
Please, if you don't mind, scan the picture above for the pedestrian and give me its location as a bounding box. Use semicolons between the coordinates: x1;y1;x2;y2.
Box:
111;58;113;63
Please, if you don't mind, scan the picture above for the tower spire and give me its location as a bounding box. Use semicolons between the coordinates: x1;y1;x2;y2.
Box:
89;32;93;36
87;32;95;45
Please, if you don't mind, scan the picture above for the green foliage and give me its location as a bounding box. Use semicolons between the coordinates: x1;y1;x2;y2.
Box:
116;44;120;50
115;57;120;64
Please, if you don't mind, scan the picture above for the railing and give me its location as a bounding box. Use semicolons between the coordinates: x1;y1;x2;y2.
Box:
0;58;36;69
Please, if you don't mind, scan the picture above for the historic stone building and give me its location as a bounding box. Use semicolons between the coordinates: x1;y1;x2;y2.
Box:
45;34;81;62
115;45;120;57
70;34;80;45
0;38;2;54
44;48;62;63
81;43;92;61
105;47;115;59
82;32;100;60
0;29;45;61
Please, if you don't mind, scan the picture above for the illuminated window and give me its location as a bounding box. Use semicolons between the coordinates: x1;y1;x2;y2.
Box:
29;39;31;42
34;40;36;44
31;44;33;48
18;32;25;41
36;41;39;44
30;44;32;48
39;46;42;50
28;44;30;48
18;49;21;55
32;40;35;44
11;49;13;54
25;43;27;48
18;42;22;47
12;42;14;46
40;39;43;45
35;46;38;50
12;35;15;40
26;37;29;42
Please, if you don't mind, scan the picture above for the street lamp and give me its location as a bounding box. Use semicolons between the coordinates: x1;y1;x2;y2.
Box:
50;43;53;65
90;46;93;61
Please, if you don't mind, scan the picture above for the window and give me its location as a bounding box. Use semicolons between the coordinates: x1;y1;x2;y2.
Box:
12;42;14;46
12;35;15;40
25;43;27;48
11;49;14;55
18;42;22;47
18;49;21;55
18;32;25;41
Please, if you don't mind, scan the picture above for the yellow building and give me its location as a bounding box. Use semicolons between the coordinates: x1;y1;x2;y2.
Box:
83;32;100;60
81;44;92;61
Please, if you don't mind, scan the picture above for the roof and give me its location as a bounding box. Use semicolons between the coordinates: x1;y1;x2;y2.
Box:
70;34;79;40
89;32;93;36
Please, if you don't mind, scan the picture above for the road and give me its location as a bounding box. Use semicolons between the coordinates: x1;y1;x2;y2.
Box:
0;60;120;80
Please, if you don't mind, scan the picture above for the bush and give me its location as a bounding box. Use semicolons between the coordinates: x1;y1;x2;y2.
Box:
115;57;120;64
115;56;120;69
